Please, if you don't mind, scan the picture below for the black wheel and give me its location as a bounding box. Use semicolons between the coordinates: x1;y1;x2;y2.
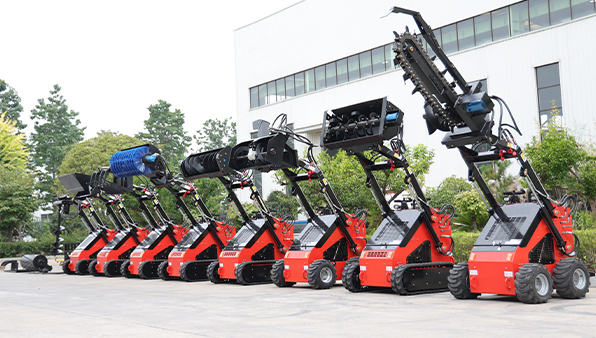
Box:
307;259;337;289
553;258;590;299
515;263;552;304
75;260;91;275
104;260;122;277
448;262;480;299
342;257;365;292
271;260;295;287
62;259;75;275
390;264;409;295
207;260;226;284
158;260;172;281
234;262;249;285
88;260;102;276
120;260;134;278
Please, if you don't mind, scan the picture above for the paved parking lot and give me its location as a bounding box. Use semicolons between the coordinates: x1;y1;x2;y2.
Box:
1;258;595;338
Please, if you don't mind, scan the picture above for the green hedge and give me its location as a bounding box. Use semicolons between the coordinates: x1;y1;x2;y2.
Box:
0;230;88;259
452;229;596;272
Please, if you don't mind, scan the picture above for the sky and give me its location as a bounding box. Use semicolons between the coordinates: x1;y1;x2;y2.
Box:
1;0;300;149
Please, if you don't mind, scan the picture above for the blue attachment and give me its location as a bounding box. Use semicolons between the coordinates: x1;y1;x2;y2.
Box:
466;99;487;113
385;112;399;123
145;155;157;163
109;146;155;178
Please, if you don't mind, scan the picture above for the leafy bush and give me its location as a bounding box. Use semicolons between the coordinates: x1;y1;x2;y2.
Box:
0;229;88;258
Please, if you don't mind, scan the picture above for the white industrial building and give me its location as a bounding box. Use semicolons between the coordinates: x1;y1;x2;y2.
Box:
234;0;596;200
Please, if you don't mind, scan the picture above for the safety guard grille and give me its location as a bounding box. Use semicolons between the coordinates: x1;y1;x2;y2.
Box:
485;217;526;242
528;233;555;265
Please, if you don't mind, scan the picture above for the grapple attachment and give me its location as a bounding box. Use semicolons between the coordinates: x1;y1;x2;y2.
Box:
322;97;403;153
109;144;161;178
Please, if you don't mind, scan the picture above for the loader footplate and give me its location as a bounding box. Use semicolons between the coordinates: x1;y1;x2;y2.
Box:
235;260;276;285
180;259;215;282
104;260;124;277
138;260;164;279
391;262;453;295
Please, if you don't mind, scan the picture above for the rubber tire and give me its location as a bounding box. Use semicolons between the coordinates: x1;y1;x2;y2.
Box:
515;263;552;304
553;258;590;299
62;259;75;275
207;260;226;284
158;260;172;281
447;262;480;299
307;259;337;289
271;260;295;287
120;259;134;278
75;260;91;275
88;260;102;276
342;257;365;292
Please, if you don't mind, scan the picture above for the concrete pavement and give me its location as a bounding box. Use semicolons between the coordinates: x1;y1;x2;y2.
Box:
0;258;595;338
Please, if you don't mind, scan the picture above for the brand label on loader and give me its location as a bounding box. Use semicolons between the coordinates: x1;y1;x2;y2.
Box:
504;271;513;277
303;265;308;270
469;269;478;275
385;266;392;272
360;266;366;271
285;265;290;270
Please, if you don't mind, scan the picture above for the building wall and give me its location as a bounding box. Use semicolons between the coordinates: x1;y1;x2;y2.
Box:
234;0;596;200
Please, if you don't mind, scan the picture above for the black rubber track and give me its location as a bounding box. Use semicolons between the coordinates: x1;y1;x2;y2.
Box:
62;259;75;275
120;259;135;278
75;259;91;275
207;260;227;284
88;260;102;276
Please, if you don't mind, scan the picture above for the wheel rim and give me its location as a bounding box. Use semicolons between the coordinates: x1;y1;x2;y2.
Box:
572;268;587;290
535;273;550;296
320;266;333;284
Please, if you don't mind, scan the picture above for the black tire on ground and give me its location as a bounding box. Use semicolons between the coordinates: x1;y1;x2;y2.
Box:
307;259;337;289
234;262;249;285
515;263;552;304
62;259;75;275
75;260;91;275
271;260;295;287
447;262;480;299
553;258;590;299
88;260;102;276
158;260;172;281
342;257;365;292
207;260;225;284
120;260;134;278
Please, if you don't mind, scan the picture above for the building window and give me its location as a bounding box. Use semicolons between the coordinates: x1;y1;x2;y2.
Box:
249;1;594;109
441;23;458;53
536;63;562;128
571;0;595;19
326;62;337;87
250;131;262;193
530;0;551;29
510;1;530;36
491;7;511;41
549;0;572;25
359;50;372;78
336;58;348;84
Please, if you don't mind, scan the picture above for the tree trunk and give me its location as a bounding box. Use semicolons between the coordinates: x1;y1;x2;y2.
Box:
6;225;15;242
589;199;596;221
472;218;478;233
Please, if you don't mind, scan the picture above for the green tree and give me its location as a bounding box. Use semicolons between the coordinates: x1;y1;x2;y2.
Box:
479;160;516;202
266;190;299;219
135;100;191;162
58;131;143;177
0;79;26;130
454;190;489;233
426;175;474;209
0;113;29;169
29;84;86;203
194;117;237;151
525;120;596;218
0;167;40;241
